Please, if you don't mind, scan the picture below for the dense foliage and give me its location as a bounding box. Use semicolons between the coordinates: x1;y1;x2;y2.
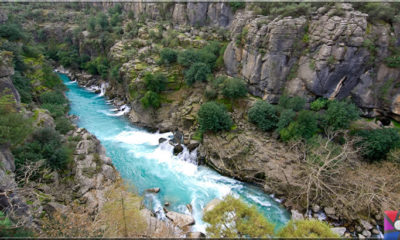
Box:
277;220;339;238
222;77;247;99
141;91;161;109
280;110;318;141
159;48;177;65
203;195;274;238
14;128;71;171
198;102;233;133
0;104;33;148
278;95;306;112
322;100;360;130
248;100;278;131
185;62;211;85
356;128;400;161
310;98;328;111
143;72;167;93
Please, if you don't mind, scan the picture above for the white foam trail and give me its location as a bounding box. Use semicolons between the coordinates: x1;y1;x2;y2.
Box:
99;82;108;97
247;195;272;208
113;130;172;146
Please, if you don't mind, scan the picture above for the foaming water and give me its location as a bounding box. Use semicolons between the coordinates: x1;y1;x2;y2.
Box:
60;73;290;232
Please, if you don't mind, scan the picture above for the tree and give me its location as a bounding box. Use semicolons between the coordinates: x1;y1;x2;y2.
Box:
278;220;339;238
184;62;211;86
177;49;200;68
88;16;96;32
277;109;296;132
14;128;71;171
310;98;328;111
222;77;247;99
143;72;167;93
0;105;33;148
323;100;360;130
97;13;109;30
278;95;306;112
141;91;161;109
198;102;232;133
280;110;318;141
248;100;278;131
356;128;400;161
40;91;67;105
203;195;274;238
160;48;177;65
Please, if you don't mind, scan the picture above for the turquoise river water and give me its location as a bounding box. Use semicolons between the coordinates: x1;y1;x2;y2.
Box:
60;73;290;232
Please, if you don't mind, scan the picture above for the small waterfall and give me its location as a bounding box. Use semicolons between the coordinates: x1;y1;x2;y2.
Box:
99;82;107;97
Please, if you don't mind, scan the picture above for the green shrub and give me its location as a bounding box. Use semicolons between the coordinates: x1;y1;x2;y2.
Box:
185;62;211;86
40;91;67;105
356;128;400;161
203;195;274;238
229;2;246;13
14;128;71;170
277;109;296;132
278;95;306;112
178;49;201;68
55;117;73;134
42;66;64;89
278;220;339;238
198;102;233;133
41;104;67;118
384;55;400;68
0;23;26;41
12;72;32;104
280;110;318;141
353;3;398;23
248;100;278;131
322;100;360;130
160;48;178;64
141;91;161;109
222;77;247;99
0;107;33;148
310;98;328;111
143;72;167;93
178;45;218;69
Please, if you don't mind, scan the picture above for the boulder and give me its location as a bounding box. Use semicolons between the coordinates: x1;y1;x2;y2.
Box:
324;207;335;215
159;138;167;144
291;209;304;221
362;230;371;238
360;220;373;230
187;143;199;152
147;187;160;193
173;145;184;155
203;198;222;215
312;204;320;213
331;227;347;236
44;202;68;215
166;211;195;228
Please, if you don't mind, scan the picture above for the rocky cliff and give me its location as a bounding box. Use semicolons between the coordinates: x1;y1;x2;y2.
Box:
224;4;400;120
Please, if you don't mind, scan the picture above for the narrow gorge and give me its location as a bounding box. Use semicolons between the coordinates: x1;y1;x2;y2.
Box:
1;2;400;238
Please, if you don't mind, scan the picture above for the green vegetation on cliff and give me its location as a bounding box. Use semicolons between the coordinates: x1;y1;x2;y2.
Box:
198;102;233;133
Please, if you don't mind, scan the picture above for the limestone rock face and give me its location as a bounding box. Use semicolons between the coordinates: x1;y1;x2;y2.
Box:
223;4;400;118
166;211;195;229
203;198;222;215
0;51;20;106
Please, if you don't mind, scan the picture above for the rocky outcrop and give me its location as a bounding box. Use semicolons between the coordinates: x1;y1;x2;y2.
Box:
0;51;20;106
224;4;400;119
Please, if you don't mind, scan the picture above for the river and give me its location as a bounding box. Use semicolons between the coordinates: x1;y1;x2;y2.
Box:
60;73;290;232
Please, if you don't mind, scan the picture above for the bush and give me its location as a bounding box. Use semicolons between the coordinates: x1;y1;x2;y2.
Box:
0;211;33;237
229;2;246;13
322;100;360;130
185;62;211;86
248;100;278;131
204;86;218;100
42;104;67;118
310;98;328;111
356;128;400;161
203;195;274;238
222;78;247;99
178;49;201;68
198;102;233;133
177;45;218;69
0;23;26;41
160;48;177;65
40;91;67;105
277;109;296;132
141;91;161;109
277;220;339;238
55;117;73;134
14;128;71;170
12;72;32;104
0;107;33;148
280;110;318;141
143;72;167;93
353;3;398;23
42;66;64;89
278;95;306;112
384;55;400;68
